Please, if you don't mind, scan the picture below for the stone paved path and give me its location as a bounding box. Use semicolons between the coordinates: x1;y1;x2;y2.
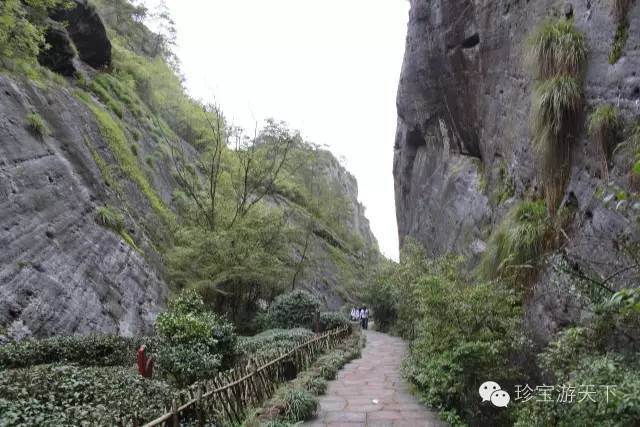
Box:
303;330;446;427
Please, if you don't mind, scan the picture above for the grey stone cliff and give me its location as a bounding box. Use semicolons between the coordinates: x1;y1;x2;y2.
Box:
394;0;640;343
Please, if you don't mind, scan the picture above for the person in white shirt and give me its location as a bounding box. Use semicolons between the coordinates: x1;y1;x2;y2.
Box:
360;307;369;329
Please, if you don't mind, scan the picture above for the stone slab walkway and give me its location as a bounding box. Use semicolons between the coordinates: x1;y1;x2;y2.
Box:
303;330;446;427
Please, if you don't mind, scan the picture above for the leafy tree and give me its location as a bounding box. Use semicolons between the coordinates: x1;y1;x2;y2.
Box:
0;0;70;66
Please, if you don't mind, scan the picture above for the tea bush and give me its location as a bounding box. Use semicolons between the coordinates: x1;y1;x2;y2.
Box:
0;334;146;369
0;364;175;426
263;290;321;330
318;312;349;332
154;290;236;386
236;328;314;359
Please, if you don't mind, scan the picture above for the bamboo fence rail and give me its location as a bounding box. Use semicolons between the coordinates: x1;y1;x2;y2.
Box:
135;325;350;427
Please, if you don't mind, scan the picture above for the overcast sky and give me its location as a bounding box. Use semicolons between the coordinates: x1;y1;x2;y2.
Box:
161;0;409;260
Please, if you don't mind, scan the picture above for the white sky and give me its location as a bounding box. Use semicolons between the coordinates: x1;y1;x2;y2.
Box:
162;0;409;260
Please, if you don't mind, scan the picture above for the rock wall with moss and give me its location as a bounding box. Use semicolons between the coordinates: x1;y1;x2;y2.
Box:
394;0;640;344
0;0;379;339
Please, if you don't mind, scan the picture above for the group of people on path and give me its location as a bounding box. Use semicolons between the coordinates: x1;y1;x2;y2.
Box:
350;306;369;329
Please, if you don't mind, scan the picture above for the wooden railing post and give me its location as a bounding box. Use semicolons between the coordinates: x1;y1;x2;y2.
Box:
170;399;178;427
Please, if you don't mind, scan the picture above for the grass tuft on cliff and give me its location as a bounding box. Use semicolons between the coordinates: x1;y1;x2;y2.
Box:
531;75;583;140
25;112;50;138
531;75;584;212
609;17;630;64
478;200;552;283
95;205;139;251
526;19;588;79
78;91;174;229
588;104;620;178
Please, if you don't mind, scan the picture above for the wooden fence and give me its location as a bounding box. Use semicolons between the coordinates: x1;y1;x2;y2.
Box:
139;325;351;427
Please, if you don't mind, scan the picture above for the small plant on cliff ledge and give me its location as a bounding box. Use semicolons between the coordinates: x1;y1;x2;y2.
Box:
25;113;50;138
609;17;630;64
479;200;552;283
525;19;588;79
588;104;621;179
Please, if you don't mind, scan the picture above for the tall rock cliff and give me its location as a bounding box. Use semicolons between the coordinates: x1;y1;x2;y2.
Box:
394;0;640;343
0;1;379;339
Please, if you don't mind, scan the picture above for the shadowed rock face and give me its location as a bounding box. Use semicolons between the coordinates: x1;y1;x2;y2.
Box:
394;0;640;343
51;0;111;69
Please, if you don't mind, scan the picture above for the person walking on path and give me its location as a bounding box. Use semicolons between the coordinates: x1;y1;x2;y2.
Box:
360;307;369;330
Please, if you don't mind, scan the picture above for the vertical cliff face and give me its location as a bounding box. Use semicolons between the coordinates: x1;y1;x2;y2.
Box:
0;74;170;339
394;0;640;342
0;2;381;339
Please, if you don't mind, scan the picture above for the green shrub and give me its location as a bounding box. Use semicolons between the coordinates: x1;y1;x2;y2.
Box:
0;334;146;369
515;320;640;426
526;19;588;79
609;17;630;64
478;200;552;283
154;290;236;386
0;364;175;426
318;312;349;332
0;0;70;66
405;258;524;425
280;389;317;422
236;328;314;359
364;263;399;332
264;290;321;330
300;375;327;395
25;113;50;137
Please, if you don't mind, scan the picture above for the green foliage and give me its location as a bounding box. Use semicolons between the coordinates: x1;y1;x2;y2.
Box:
0;334;145;369
95;205;139;251
300;376;327;395
609;17;630;64
78;92;174;228
368;246;525;425
531;76;584;144
608;287;640;314
154;290;236;386
263;290;321;330
404;257;524;425
280;389;317;422
588;104;620;176
527;19;586;213
365;239;444;338
525;19;588;79
516;319;640;426
0;0;70;67
0;364;174;426
478;200;552;283
236;328;314;359
25;113;49;138
318;312;349;332
96;205;125;232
